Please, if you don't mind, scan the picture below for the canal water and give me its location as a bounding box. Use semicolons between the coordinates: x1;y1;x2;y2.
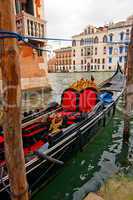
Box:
33;72;133;200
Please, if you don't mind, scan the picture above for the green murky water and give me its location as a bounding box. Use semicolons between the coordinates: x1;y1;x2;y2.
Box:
32;72;133;200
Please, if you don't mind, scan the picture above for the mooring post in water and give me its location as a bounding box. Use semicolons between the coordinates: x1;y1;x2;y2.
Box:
0;1;29;200
123;26;133;143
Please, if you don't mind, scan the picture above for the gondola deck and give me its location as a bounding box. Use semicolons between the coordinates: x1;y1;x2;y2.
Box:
0;65;126;197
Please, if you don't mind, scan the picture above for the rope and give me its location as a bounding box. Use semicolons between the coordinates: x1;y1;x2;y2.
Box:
0;30;51;52
0;30;131;46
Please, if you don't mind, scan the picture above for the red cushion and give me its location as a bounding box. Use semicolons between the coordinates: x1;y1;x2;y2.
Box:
23;127;47;137
61;89;78;112
79;89;97;112
0;136;4;144
24;140;44;155
24;123;41;131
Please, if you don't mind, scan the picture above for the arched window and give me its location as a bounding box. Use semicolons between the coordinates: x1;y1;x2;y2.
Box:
103;35;108;43
109;34;113;42
72;40;76;46
126;29;130;40
94;36;99;43
120;32;124;41
80;39;84;46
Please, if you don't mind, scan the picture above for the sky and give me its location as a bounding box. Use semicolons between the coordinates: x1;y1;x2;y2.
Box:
45;0;133;49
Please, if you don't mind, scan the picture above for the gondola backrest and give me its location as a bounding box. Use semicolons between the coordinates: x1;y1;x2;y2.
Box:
61;89;79;112
79;88;97;112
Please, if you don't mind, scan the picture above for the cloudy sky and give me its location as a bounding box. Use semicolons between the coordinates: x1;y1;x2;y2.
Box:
45;0;133;48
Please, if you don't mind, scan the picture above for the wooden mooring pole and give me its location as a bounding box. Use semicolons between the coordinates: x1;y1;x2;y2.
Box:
123;26;133;143
0;1;29;200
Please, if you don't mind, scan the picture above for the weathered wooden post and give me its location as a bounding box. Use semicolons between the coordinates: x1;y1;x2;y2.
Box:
0;1;29;200
123;26;133;143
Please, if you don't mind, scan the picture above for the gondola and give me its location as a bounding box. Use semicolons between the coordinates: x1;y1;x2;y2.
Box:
0;64;126;198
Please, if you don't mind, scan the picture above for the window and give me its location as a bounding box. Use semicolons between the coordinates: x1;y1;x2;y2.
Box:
95;47;97;55
88;27;90;34
95;59;97;63
103;35;108;43
73;60;75;65
126;29;130;40
119;46;123;54
86;47;91;56
73;49;75;57
98;58;100;64
109;47;113;55
73;65;75;70
81;60;83;65
108;66;111;70
84;59;86;64
81;49;84;56
80;39;84;46
69;66;71;70
109;57;112;63
102;65;105;69
109;34;113;42
120;32;124;41
119;56;123;63
91;59;93;63
124;56;127;63
84;65;86;70
91;65;93;70
94;36;99;43
102;58;105;64
125;46;128;53
94;65;97;70
84;29;87;35
98;65;100;70
103;46;106;54
72;40;76;46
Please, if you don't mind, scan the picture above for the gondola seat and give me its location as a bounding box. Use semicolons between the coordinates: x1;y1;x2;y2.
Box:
59;88;80;125
58;88;97;125
61;88;79;112
79;88;97;112
57;111;81;125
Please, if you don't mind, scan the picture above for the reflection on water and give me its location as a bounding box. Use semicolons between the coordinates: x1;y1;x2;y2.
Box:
33;72;133;200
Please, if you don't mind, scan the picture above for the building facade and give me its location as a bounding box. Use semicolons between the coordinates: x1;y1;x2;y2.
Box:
48;57;57;73
107;16;133;71
54;47;72;72
72;15;133;72
12;0;51;91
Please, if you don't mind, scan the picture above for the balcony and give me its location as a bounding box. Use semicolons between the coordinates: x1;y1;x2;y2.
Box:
16;11;46;39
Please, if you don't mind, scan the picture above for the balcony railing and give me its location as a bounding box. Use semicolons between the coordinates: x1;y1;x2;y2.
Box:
16;11;46;38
